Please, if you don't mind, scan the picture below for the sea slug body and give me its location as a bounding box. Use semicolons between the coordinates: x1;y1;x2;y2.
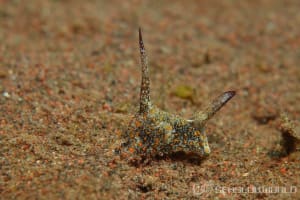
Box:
120;28;236;163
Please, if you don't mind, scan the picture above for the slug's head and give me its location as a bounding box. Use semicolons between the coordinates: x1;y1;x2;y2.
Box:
171;127;211;157
183;91;236;156
193;129;211;156
198;130;211;156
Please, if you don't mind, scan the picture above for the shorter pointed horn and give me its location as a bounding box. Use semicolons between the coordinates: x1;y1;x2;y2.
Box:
192;91;236;127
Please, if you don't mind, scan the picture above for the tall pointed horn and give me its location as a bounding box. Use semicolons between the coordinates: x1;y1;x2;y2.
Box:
192;91;236;127
139;28;151;114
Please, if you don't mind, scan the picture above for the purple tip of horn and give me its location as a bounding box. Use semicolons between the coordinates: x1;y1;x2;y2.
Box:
138;27;146;55
210;90;236;114
220;91;236;105
139;27;143;43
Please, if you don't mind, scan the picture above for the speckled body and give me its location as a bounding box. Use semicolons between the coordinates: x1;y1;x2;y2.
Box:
124;104;211;157
120;28;235;161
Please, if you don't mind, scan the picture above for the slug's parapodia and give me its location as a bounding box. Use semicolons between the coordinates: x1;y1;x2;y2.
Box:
120;28;236;162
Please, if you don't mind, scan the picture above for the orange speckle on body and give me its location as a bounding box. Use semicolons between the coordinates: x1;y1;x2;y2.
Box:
129;147;135;153
135;120;141;127
78;159;84;164
280;168;287;174
115;129;122;137
194;131;201;137
154;138;160;146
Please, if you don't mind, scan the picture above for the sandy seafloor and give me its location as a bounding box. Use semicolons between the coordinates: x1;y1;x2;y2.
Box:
0;1;299;199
